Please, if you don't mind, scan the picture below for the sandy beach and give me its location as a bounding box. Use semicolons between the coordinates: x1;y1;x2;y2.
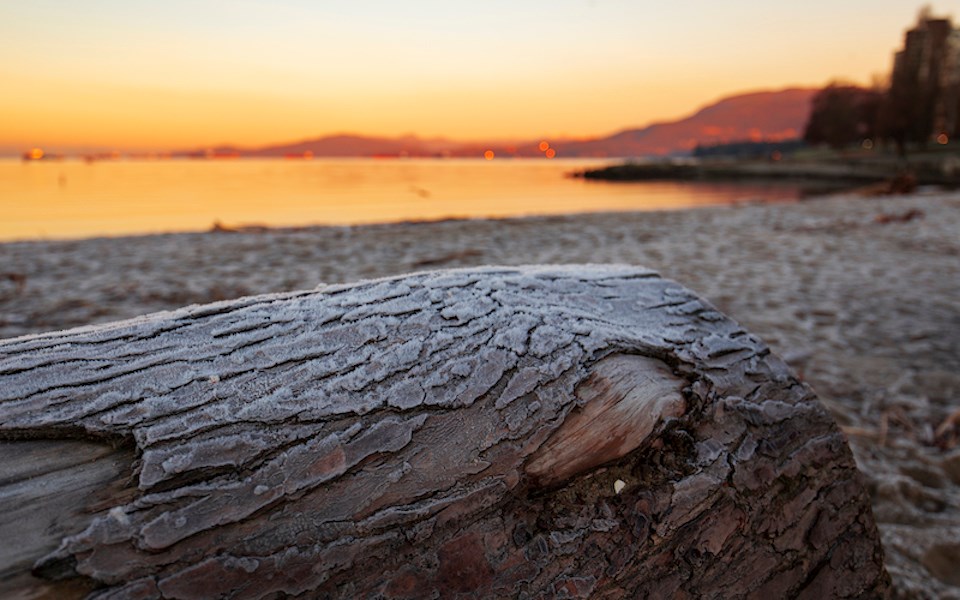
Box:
2;192;959;597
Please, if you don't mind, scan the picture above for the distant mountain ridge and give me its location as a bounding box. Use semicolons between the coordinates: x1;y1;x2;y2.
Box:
179;87;817;159
558;88;817;157
251;134;432;157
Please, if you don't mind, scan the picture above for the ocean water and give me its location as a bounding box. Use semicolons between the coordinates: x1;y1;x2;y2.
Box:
0;158;824;241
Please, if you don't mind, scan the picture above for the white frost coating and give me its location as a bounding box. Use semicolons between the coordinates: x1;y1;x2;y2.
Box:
108;506;131;526
497;367;542;409
528;325;576;358
161;454;192;475
386;379;426;410
490;316;537;355
449;356;477;377
0;263;692;433
392;338;424;365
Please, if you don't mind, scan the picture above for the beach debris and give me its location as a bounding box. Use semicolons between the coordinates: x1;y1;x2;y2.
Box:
411;248;483;267
857;173;918;197
840;425;884;440
875;208;924;224
780;206;925;233
921;543;960;587
935;408;960;450
0;273;26;295
613;479;626;494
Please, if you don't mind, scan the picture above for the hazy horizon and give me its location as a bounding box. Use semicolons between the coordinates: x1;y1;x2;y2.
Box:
3;1;955;154
0;85;815;157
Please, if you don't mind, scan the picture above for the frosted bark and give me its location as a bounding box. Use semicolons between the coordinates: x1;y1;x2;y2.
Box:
0;265;888;598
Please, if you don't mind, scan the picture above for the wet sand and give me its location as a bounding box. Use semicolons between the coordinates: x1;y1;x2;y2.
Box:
2;192;959;597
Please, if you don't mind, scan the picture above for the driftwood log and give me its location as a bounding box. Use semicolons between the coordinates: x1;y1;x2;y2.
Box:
0;265;888;599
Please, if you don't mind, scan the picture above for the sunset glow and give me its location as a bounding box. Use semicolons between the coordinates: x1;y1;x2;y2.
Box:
1;1;957;153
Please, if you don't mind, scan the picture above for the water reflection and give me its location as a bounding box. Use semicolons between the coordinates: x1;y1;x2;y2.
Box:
0;159;833;241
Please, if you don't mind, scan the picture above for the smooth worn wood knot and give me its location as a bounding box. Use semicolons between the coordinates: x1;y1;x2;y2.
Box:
525;354;686;488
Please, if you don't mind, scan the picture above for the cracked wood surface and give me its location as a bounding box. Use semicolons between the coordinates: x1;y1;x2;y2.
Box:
0;265;888;598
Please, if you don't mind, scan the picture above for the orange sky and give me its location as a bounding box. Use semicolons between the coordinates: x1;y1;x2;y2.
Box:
1;1;956;153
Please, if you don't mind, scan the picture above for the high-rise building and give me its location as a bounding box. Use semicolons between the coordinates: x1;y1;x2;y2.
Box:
889;14;960;141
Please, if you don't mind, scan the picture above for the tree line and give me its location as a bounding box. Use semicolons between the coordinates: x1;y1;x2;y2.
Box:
803;81;940;156
804;9;957;156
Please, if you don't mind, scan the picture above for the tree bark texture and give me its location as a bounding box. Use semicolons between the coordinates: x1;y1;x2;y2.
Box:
0;265;889;599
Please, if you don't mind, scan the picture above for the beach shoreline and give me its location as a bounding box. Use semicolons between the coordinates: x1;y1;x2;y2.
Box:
2;191;959;597
574;154;960;188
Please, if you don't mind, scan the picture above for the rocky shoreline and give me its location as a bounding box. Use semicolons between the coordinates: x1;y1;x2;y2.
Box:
2;192;959;597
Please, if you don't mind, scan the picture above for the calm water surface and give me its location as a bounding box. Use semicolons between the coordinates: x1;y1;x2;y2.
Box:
1;158;821;241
